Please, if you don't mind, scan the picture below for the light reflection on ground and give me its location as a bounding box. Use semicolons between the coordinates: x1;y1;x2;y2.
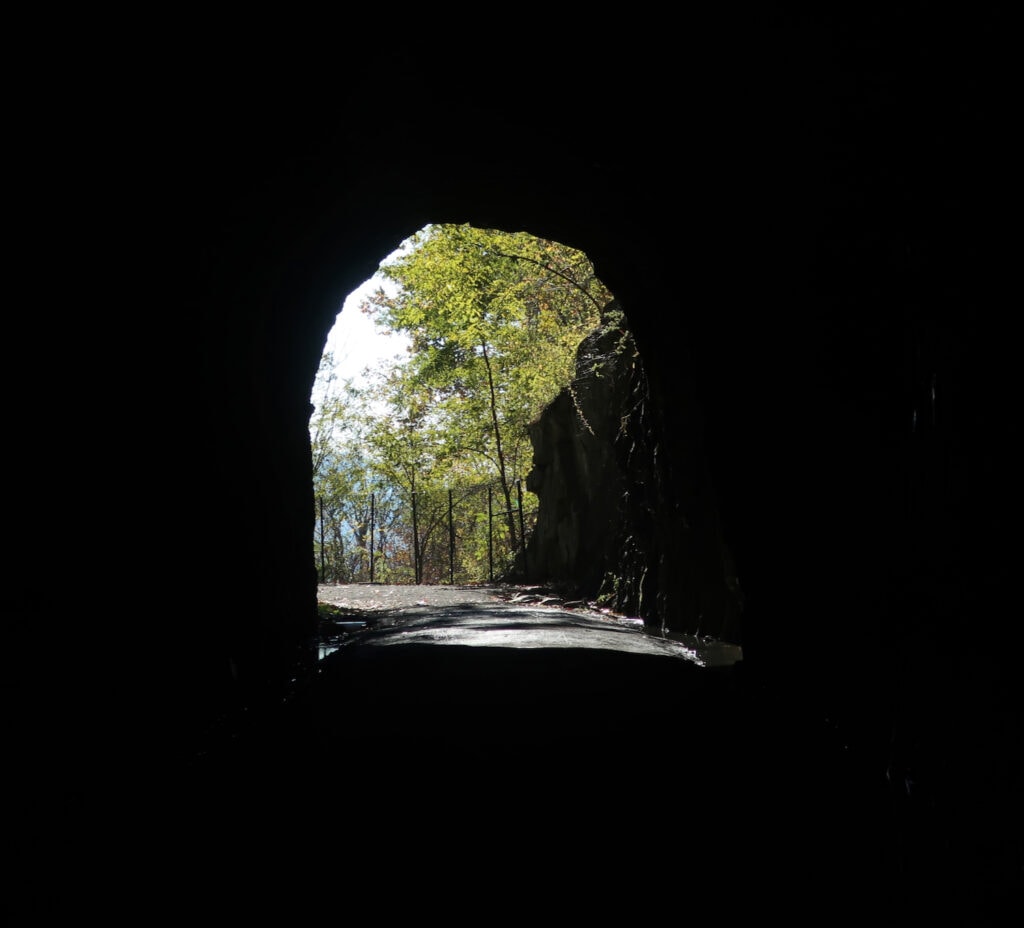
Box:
318;605;742;668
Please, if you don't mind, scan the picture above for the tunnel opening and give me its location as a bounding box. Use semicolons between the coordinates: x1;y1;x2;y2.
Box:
19;15;1019;919
308;223;613;589
306;222;745;652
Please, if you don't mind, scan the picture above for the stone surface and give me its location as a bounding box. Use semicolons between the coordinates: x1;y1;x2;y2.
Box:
522;303;743;642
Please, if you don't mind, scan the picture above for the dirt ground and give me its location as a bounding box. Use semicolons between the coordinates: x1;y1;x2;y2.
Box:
315;581;598;614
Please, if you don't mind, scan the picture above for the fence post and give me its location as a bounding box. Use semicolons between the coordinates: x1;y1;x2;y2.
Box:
487;484;494;582
448;488;455;584
318;496;326;582
412;488;420;584
517;479;527;574
369;491;376;583
321;474;535;587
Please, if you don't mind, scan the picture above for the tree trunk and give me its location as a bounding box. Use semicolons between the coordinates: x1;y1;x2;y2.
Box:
481;340;518;549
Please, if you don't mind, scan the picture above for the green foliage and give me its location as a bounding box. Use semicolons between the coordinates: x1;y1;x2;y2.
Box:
311;223;614;583
366;224;610;419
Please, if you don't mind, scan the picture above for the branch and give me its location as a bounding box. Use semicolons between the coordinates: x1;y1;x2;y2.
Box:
489;249;608;314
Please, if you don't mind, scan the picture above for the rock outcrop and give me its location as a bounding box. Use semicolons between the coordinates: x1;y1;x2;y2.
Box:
522;303;743;642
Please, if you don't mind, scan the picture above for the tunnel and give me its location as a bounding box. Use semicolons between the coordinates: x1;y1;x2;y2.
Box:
14;9;1017;920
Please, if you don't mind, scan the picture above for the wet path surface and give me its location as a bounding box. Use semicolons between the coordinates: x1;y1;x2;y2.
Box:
306;584;747;777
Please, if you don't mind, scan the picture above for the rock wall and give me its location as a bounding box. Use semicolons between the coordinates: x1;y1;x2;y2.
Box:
522;303;743;642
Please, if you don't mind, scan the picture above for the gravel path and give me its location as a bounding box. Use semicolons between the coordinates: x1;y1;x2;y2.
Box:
315;581;743;668
316;581;596;614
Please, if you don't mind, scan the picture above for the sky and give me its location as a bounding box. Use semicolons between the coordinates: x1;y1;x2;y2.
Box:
322;234;417;394
310;273;411;425
324;275;409;387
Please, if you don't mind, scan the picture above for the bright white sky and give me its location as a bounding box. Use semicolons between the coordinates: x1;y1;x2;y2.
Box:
323;274;410;390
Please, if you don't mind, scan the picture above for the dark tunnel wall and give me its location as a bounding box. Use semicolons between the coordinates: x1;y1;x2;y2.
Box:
15;8;1016;891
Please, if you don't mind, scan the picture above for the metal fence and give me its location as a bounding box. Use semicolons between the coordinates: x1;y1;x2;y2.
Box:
315;477;537;585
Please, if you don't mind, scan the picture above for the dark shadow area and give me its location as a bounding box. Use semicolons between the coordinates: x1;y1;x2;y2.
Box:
14;8;1018;923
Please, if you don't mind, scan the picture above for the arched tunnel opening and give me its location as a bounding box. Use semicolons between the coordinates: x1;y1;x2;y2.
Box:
307;222;744;646
129;182;1011;910
17;11;1018;920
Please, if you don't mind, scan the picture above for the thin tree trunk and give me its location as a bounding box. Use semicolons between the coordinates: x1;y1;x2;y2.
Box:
480;340;518;549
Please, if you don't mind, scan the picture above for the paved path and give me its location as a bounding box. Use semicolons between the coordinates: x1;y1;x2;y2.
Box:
316;582;744;667
317;581;512;611
198;584;762;871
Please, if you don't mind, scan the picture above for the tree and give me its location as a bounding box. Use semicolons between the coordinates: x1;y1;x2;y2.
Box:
361;224;613;554
310;367;408;581
310;223;618;584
